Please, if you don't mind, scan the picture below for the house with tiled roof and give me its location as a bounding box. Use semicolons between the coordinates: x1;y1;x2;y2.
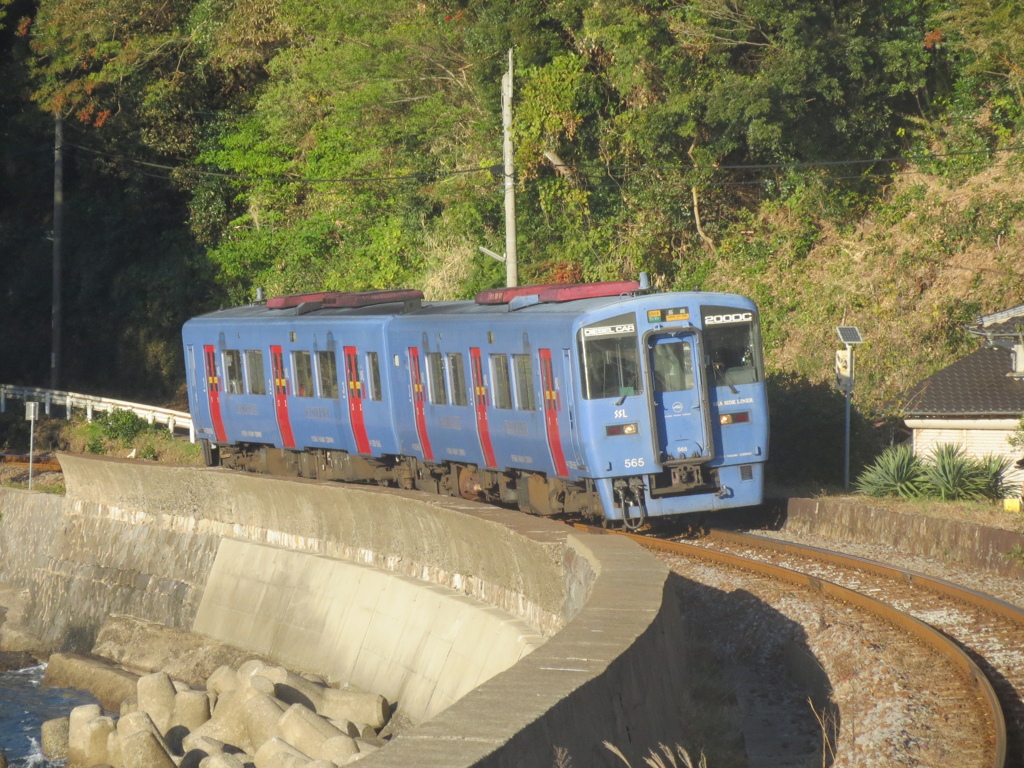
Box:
901;304;1024;496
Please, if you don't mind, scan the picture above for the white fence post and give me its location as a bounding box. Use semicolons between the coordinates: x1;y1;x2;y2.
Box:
0;384;193;440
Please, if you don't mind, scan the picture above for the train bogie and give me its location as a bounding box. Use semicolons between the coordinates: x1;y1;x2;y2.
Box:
182;282;768;526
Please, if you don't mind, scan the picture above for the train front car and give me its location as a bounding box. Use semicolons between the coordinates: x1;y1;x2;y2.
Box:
573;293;767;526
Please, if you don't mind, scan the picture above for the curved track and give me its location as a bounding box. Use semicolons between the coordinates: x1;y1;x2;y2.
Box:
577;524;1009;768
0;454;61;472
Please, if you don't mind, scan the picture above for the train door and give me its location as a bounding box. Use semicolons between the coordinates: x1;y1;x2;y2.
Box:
407;347;434;461
343;346;371;454
646;332;713;465
469;347;496;468
202;345;227;443
270;345;296;449
539;349;569;477
561;348;585;471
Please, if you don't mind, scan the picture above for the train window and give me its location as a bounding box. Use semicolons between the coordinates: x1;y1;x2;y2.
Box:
223;350;244;394
513;355;536;411
701;306;762;387
577;313;642;399
491;354;513;409
367;352;383;401
317;351;339;398
652;341;694;392
293;351;314;397
245;350;266;395
427;353;448;405
448;353;468;406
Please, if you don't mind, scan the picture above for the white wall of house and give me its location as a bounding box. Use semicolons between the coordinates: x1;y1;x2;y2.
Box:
906;419;1024;495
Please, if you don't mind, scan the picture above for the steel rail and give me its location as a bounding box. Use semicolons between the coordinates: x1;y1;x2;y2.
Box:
0;454;62;472
708;528;1024;628
575;523;1008;768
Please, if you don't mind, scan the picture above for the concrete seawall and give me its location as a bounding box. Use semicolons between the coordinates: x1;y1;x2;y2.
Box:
0;454;690;767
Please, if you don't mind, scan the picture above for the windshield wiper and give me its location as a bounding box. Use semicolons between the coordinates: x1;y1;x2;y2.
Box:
713;364;739;394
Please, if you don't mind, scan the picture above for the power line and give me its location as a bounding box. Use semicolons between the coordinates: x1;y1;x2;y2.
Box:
64;138;1024;187
66;142;484;184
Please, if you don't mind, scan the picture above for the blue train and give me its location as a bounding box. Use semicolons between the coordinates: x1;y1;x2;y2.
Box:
182;279;768;527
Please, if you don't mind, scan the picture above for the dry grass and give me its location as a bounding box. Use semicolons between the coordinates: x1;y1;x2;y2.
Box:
708;153;1024;414
603;741;708;768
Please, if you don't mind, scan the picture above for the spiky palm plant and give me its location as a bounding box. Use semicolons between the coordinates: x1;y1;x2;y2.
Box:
977;454;1018;500
922;444;988;501
854;445;926;499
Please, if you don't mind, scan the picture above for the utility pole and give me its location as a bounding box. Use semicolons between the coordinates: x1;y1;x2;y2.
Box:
501;48;518;287
51;112;63;391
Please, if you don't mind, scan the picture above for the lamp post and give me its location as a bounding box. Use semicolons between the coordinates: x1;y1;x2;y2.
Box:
835;327;864;490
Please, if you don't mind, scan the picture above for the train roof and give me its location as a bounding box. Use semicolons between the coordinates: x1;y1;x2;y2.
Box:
186;286;756;325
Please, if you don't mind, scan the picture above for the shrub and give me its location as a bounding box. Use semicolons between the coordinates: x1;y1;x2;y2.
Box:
854;445;926;499
94;409;153;444
922;444;988;501
856;443;1018;502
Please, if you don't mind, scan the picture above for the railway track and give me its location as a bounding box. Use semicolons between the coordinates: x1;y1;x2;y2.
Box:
0;454;61;473
578;524;1012;768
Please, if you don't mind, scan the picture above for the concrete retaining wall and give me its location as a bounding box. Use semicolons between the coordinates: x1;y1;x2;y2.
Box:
194;539;545;721
781;497;1024;577
0;454;690;767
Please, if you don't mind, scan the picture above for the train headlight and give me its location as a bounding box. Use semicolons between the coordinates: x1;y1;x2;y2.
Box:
606;423;639;436
719;412;751;426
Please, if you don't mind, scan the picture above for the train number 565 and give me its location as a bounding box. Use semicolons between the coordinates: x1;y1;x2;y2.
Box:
624;457;645;468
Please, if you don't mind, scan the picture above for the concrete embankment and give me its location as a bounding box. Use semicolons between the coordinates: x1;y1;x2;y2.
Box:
0;454;691;767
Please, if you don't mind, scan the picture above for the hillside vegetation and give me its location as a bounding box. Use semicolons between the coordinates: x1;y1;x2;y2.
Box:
1;0;1023;483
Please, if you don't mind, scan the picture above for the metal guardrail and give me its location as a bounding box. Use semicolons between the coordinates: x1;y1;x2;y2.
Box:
0;384;194;443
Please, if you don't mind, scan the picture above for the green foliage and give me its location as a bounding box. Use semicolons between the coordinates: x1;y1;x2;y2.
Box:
856;443;1018;502
764;371;864;488
923;443;990;500
854;445;927;499
94;408;154;444
1008;415;1024;450
5;0;1024;430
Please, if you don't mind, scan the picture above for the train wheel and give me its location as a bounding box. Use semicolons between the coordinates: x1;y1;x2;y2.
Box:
458;466;483;500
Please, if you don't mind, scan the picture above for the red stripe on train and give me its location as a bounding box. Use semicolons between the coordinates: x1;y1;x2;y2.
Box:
408;347;433;461
539;349;569;478
270;345;296;449
203;345;227;443
470;347;497;468
344;346;371;454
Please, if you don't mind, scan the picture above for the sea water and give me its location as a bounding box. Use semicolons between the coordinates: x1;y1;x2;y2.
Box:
0;664;100;767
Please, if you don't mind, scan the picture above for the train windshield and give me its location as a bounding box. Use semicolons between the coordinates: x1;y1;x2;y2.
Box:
701;306;762;387
578;313;642;399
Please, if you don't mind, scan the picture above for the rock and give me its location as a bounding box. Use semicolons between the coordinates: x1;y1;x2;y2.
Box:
319;688;390;730
136;671;178;734
91;616;272;690
242;693;287;753
198;752;248;768
173;688;212;730
40;716;69;760
316;734;359;764
253;737;313;768
43;653;138;712
0;651;37;672
277;702;347;757
68;704;102;766
120;729;177;768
